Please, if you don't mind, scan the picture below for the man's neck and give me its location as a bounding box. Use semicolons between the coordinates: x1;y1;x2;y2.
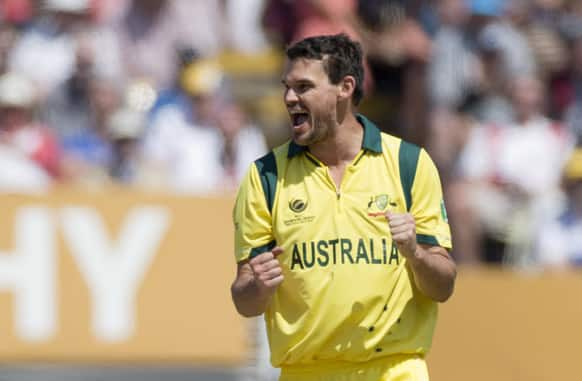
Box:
309;112;363;167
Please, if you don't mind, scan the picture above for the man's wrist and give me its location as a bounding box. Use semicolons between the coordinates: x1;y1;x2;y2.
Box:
406;246;425;265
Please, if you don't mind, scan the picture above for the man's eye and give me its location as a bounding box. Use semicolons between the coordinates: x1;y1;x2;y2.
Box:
296;84;310;93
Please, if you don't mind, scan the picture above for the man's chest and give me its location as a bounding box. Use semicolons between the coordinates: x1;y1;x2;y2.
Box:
272;163;406;243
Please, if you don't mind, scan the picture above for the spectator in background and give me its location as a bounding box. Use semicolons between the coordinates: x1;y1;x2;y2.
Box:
464;20;515;126
142;58;227;194
509;0;568;82
461;0;518;126
0;23;18;76
223;0;270;54
112;0;223;91
429;0;535;113
291;0;358;42
179;61;268;191
536;147;582;268
143;57;267;194
474;0;536;81
0;72;61;179
56;75;122;185
428;0;544;176
0;58;52;192
539;2;582;120
427;0;478;176
356;0;432;143
178;58;228;127
0;143;51;191
262;0;298;47
106;106;147;184
429;0;477;110
427;98;476;186
42;30;102;138
8;0;120;96
91;0;130;23
215;102;268;190
563;31;582;140
0;0;34;27
450;75;573;264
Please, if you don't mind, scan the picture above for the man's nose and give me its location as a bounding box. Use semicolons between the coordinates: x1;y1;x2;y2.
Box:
284;88;299;106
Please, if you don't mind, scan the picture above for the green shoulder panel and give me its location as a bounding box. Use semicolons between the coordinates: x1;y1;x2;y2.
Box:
398;141;421;212
254;151;278;214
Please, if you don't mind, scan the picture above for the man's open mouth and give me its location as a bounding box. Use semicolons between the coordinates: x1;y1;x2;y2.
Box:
291;112;309;126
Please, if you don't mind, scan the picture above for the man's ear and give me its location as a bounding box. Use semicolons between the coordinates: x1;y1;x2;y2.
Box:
338;75;356;102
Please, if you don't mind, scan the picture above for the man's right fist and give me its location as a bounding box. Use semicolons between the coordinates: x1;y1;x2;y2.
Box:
249;247;284;293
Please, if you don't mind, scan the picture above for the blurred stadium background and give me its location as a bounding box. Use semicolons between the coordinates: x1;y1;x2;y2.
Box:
0;0;582;380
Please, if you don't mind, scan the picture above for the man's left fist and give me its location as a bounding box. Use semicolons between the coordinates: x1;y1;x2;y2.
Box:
386;211;417;259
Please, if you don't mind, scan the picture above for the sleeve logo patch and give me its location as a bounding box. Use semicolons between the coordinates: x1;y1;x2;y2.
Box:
440;199;449;223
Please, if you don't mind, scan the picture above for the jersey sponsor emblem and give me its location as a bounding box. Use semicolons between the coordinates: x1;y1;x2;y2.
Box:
285;197;314;226
289;198;308;213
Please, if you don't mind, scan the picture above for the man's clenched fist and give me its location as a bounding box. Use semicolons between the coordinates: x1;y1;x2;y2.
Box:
249;247;284;294
386;212;418;259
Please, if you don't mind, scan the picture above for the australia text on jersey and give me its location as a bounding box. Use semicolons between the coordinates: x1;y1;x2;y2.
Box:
290;237;400;270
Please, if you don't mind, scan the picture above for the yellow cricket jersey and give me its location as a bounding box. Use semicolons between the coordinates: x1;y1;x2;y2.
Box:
233;114;452;369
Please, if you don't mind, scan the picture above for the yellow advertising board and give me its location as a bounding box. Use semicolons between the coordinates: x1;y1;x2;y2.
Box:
0;188;246;364
429;268;582;381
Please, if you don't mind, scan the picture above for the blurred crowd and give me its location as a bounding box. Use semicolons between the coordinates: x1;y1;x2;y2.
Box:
1;0;581;270
0;0;271;194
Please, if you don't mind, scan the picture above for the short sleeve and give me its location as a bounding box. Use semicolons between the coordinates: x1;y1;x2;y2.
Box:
233;163;275;263
410;149;453;249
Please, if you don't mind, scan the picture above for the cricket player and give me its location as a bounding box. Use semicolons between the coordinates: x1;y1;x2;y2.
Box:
231;33;456;381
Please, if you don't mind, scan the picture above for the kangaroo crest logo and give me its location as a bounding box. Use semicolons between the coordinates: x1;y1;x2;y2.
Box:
367;194;396;216
374;194;388;210
368;194;388;211
289;198;308;213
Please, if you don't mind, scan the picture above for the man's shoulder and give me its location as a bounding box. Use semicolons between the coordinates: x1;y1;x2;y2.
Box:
379;131;403;145
254;141;292;165
251;141;292;183
378;132;421;159
248;141;293;213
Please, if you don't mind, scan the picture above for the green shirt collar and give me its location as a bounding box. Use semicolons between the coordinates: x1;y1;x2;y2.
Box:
287;113;382;158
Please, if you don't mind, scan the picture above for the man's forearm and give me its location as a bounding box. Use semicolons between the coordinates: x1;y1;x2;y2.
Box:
231;273;273;317
406;245;456;302
231;250;284;317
